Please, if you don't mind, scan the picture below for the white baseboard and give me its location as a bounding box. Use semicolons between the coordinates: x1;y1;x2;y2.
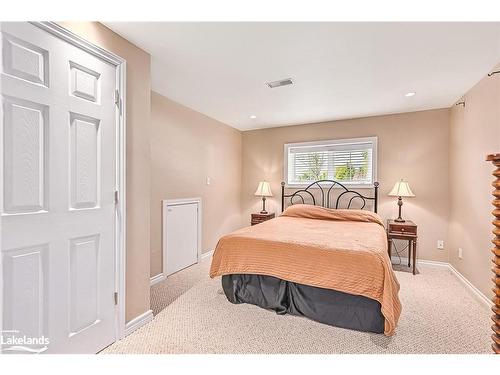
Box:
150;273;166;286
391;256;449;268
125;309;154;337
201;250;214;260
447;264;493;310
417;259;451;268
152;251;212;287
391;256;492;310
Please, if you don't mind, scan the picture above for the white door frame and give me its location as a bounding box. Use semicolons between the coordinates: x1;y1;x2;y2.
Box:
0;21;4;350
162;198;202;277
26;22;127;341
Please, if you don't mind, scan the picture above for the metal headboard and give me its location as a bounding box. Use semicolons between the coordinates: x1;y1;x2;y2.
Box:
281;180;379;213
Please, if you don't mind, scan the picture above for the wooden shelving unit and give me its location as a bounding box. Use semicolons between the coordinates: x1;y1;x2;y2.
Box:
486;153;500;354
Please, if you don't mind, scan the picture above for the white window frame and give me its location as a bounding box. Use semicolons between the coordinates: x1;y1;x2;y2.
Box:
283;136;378;189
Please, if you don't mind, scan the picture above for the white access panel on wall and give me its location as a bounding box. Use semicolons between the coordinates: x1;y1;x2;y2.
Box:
163;198;201;276
1;22;125;354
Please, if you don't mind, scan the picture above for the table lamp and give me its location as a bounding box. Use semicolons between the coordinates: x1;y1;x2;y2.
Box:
388;179;415;222
254;181;273;214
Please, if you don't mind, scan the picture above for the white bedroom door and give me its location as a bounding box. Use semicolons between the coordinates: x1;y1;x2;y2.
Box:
1;22;119;353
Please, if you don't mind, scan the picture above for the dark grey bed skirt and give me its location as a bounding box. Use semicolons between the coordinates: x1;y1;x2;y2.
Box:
221;274;385;334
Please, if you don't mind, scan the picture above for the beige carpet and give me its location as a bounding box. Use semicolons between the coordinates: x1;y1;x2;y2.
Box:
103;259;492;354
150;261;211;316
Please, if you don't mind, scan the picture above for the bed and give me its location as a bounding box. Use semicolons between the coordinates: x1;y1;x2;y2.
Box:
209;180;401;335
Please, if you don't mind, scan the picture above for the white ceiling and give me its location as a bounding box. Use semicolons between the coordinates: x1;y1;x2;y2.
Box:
105;22;500;131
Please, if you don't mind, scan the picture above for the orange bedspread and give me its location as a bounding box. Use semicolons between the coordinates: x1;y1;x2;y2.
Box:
209;204;402;335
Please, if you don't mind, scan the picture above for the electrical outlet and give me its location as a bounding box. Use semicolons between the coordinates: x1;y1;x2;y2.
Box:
206;176;211;185
437;240;444;250
458;248;463;259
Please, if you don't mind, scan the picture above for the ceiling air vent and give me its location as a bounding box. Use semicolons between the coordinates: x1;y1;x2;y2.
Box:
267;78;294;88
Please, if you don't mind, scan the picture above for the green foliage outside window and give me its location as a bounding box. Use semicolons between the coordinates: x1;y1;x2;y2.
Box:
296;150;369;182
335;150;369;181
297;153;327;181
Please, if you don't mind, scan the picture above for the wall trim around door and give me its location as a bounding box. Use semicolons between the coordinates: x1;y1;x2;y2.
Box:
31;21;128;342
162;198;202;276
124;310;154;337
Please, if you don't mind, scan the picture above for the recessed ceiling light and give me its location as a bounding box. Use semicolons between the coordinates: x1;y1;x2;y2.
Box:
249;115;257;119
405;92;416;97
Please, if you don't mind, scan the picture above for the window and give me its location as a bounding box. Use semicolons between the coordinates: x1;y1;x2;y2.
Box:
284;137;377;187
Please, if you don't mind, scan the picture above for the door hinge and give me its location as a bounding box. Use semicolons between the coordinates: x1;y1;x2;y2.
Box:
114;89;122;114
114;292;118;305
114;190;119;205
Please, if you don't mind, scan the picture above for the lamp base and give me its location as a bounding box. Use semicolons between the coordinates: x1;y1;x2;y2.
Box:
260;196;268;215
394;196;405;223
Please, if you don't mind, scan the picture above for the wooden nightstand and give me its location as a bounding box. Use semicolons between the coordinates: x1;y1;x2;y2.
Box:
251;212;275;226
386;219;418;275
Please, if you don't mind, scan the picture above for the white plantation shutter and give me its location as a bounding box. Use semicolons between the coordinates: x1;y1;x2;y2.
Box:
285;138;376;185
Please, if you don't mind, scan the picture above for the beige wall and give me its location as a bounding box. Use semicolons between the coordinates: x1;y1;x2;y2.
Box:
242;109;451;263
150;92;242;277
59;22;152;323
449;64;500;297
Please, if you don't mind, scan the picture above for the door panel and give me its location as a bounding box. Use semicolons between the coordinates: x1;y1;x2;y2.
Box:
68;234;100;336
69;113;101;209
2;32;49;86
1;22;118;354
69;61;100;103
2;244;49;340
3;96;48;214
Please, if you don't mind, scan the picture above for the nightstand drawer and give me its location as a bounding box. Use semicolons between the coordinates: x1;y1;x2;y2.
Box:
388;224;417;235
252;217;267;224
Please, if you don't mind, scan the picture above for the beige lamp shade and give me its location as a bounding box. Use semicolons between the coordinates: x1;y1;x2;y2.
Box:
388;180;415;197
254;181;273;197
